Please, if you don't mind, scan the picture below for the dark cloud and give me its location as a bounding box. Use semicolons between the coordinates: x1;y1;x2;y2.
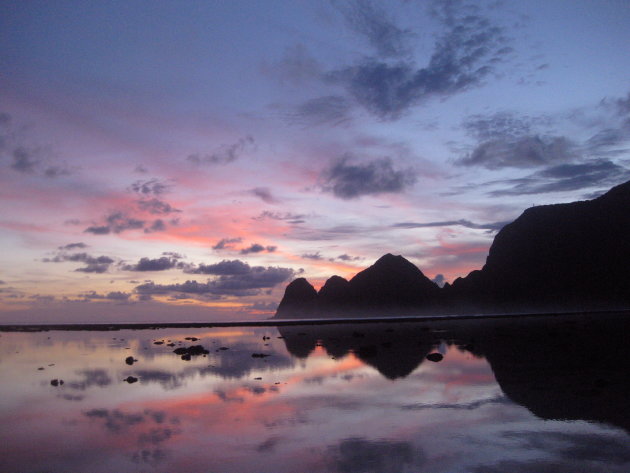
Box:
187;136;254;166
336;254;363;262
43;251;115;273
212;237;243;250
84;212;170;235
392;218;507;231
1;112;73;178
85;212;145;235
253;211;307;225
302;252;323;260
144;219;166;233
459;135;576;169
79;290;131;301
489;159;630;196
136;264;296;298
240;243;277;255
58;242;88;250
137;198;181;215
43;164;72;178
130;178;170;196
11;147;39;173
265;43;322;86
187;259;252;275
249;187;278;204
121;254;185;272
335;0;412;58
321;156;416;199
134;164;148;173
461;111;549;141
288;95;352;127
329;3;511;119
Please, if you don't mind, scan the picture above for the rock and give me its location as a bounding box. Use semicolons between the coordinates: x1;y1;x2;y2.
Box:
173;345;209;359
181;353;191;361
251;353;271;358
124;376;138;383
185;337;199;341
125;356;137;365
50;379;64;386
153;341;164;345
426;353;443;362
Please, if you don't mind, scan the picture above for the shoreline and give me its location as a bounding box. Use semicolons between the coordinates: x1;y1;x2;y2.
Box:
1;308;628;332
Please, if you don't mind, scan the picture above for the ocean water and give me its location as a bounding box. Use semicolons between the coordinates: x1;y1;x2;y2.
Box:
1;313;629;473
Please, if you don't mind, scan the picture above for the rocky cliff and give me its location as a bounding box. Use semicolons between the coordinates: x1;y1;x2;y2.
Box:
274;180;630;318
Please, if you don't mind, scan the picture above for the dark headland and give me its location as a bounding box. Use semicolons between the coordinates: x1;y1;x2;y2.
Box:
274;179;630;319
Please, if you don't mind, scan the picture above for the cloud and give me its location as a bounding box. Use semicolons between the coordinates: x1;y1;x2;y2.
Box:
43;251;115;273
488;159;630;196
321;155;416;199
431;274;445;287
80;290;131;301
336;254;363;262
253;211;307;224
249;187;278;204
84;212;170;235
212;237;243;250
458;135;576;169
121;254;185;272
1;112;74;178
392;218;507;231
265;43;322;86
130;178;170;196
187;136;254;166
186;259;251;275
135;264;295;298
136;198;181;215
302;252;323;260
329;3;511;119
58;242;88;250
240;243;277;255
335;0;412;58
287;96;352;127
462;111;549;141
10;147;39;173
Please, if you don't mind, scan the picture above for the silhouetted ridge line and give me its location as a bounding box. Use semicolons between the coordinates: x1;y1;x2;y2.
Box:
274;180;630;319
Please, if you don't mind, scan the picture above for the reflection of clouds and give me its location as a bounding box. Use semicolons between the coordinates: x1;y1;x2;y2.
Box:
67;369;112;391
328;437;425;473
401;394;509;411
84;408;181;467
502;431;630;465
131;370;183;390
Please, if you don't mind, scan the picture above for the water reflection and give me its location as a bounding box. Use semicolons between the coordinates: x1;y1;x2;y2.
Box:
0;313;629;473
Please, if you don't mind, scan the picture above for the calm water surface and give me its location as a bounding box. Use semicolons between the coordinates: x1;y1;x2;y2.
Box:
1;314;629;473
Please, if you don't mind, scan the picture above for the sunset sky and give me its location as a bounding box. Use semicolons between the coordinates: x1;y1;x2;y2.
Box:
1;0;629;323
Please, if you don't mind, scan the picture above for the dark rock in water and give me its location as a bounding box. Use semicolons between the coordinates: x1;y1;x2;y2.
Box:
185;337;199;341
124;376;138;383
50;379;64;386
426;353;443;362
173;345;210;360
37;367;44;371
166;343;175;347
153;341;164;345
251;353;271;358
125;356;137;365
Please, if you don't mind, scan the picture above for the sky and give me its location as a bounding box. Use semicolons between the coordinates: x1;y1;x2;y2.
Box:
1;0;629;323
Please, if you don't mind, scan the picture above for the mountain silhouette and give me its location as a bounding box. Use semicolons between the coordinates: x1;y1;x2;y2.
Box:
274;180;630;318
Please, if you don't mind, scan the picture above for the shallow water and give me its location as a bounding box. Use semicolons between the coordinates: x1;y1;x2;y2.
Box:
1;313;629;473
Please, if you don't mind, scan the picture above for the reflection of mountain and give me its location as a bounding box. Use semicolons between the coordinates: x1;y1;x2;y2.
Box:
278;313;630;432
278;324;436;379
458;313;630;433
275;180;630;318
